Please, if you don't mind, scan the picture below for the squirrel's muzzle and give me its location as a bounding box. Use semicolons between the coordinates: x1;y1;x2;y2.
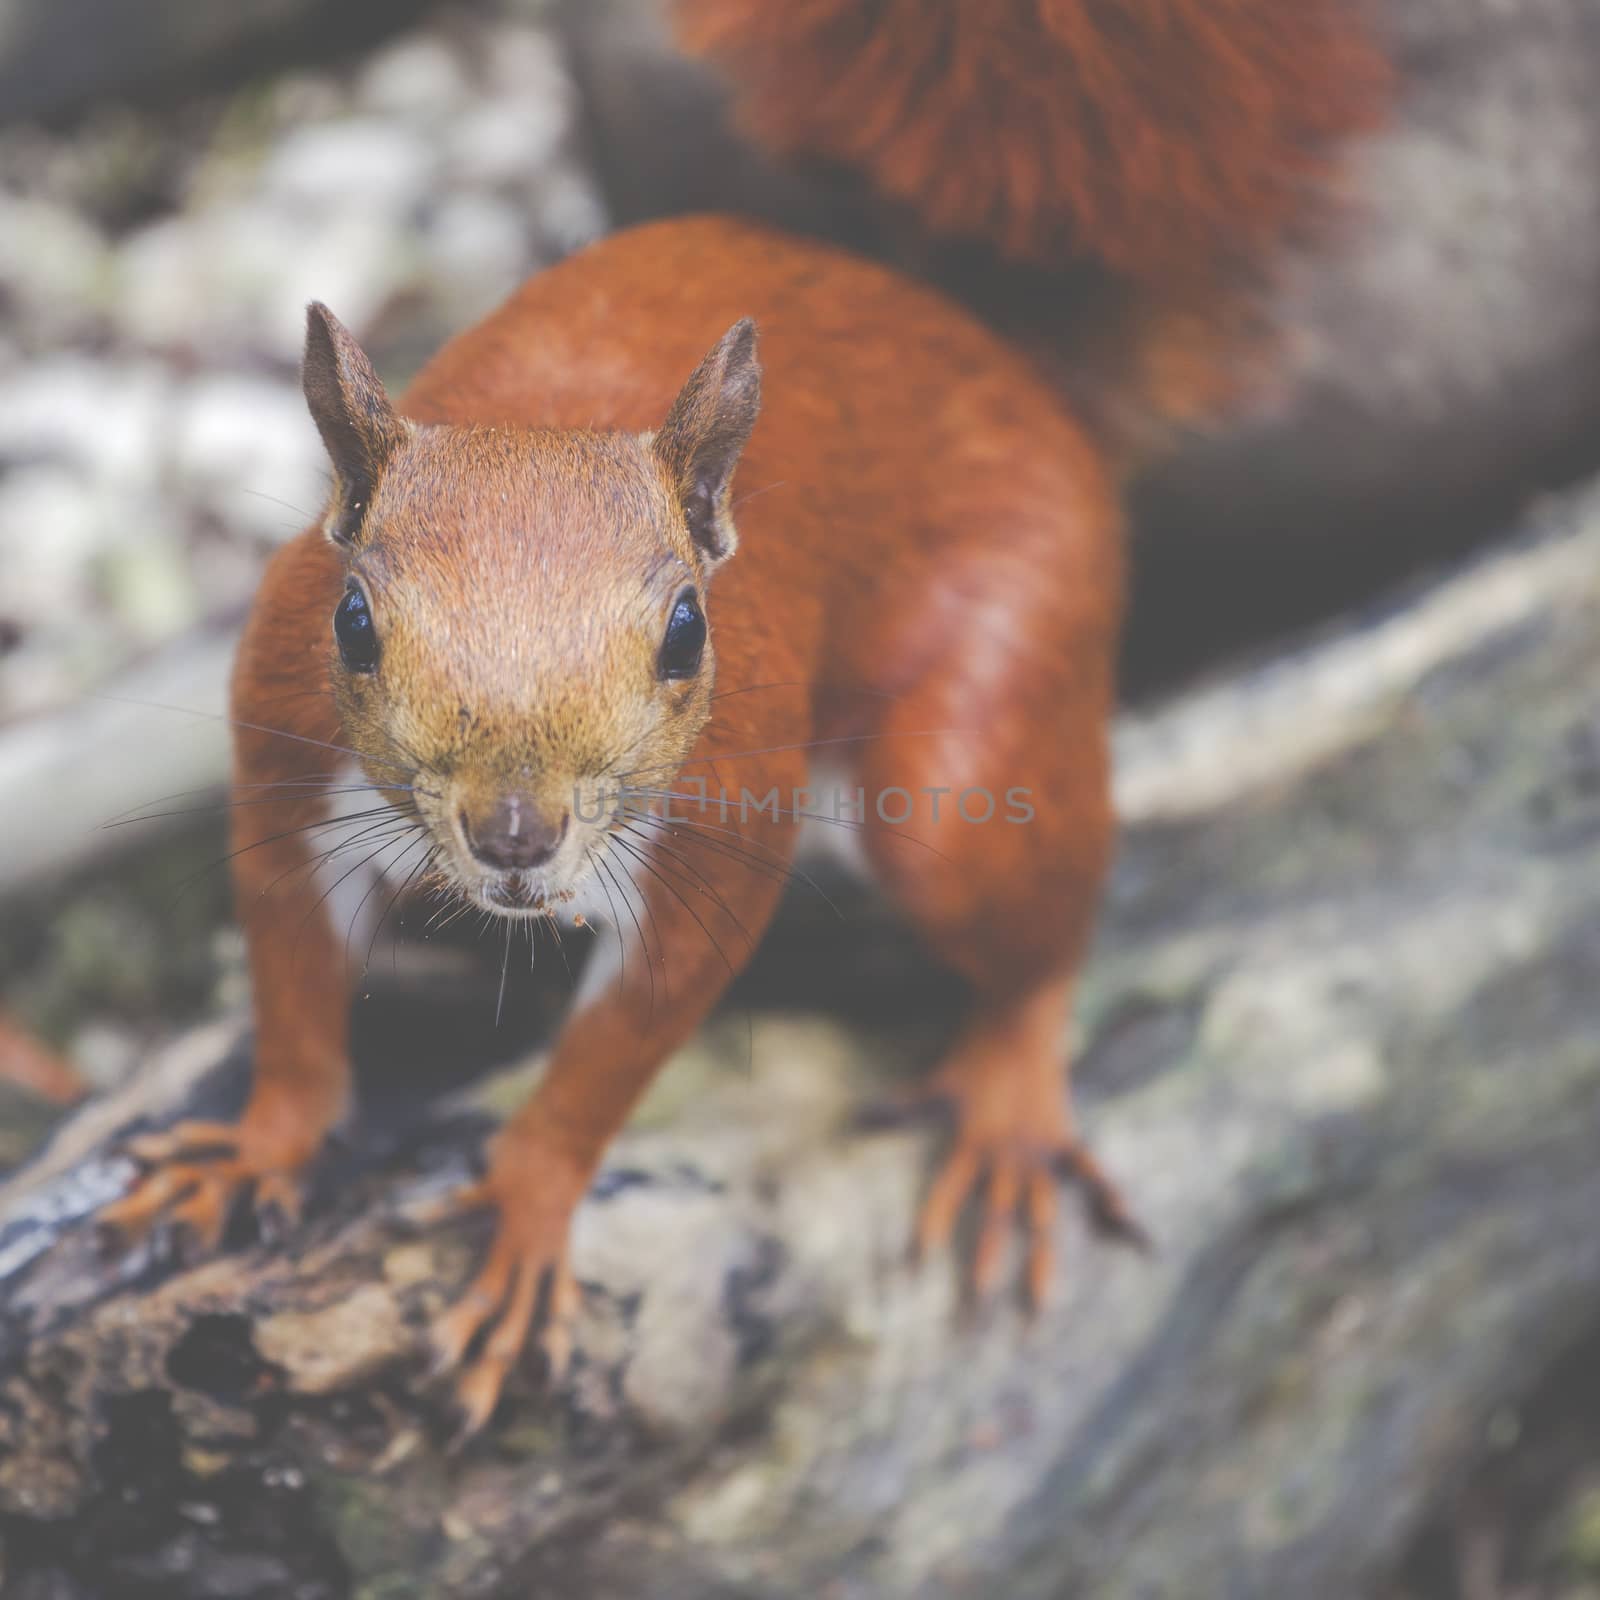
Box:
459;793;569;872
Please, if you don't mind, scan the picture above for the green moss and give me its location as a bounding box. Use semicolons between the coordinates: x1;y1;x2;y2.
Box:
1564;1485;1600;1575
0;822;234;1047
311;1467;439;1594
0;1082;69;1173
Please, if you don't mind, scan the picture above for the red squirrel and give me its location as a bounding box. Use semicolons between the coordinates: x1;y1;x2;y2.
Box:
98;1;1386;1434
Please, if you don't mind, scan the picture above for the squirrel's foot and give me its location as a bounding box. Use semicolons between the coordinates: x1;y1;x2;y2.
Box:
882;1045;1147;1307
423;1151;587;1443
98;1118;315;1255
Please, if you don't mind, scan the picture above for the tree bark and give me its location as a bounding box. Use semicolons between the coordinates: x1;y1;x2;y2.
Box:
3;484;1600;1599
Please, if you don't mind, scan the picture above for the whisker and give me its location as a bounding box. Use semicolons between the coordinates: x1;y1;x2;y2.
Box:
604;715;673;780
420;887;464;936
90;692;414;777
346;830;431;972
607;830;739;980
611;826;759;1077
370;723;437;783
249;686;338;703
430;897;479;936
707;679;900;706
373;844;441;975
170;804;418;907
583;846;630;1006
615;823;759;950
730;480;787;511
243;489;318;521
495;919;513;1029
105;783;434;830
626;813;792;894
244;815;421;918
102;773;345;826
296;823;426;955
275;826;422;972
617;727;970;783
623;785;951;864
619;805;843;919
546;911;575;989
594;842;660;1021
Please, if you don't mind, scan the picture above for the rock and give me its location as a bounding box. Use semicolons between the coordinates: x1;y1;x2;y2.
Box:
0;358;171;490
0;626;234;895
67;1023;144;1096
0;465;110;620
525;166;609;260
169;375;325;543
98;536;201;642
0;197;110;343
116;201;408;363
355;33;472;118
446;100;570;191
260;119;435;216
419;194;535;326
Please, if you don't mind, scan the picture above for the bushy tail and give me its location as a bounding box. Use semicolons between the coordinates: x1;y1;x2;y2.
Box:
673;0;1389;285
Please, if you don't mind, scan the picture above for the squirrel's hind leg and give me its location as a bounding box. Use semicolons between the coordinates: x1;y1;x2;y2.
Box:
853;592;1140;1304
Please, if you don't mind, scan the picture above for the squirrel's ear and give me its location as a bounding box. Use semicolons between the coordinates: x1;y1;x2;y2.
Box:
651;318;762;565
302;302;408;545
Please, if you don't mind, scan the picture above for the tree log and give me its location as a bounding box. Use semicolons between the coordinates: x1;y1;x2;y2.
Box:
3;484;1600;1598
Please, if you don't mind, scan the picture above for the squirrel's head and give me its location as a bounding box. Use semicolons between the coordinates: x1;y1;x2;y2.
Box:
301;302;761;920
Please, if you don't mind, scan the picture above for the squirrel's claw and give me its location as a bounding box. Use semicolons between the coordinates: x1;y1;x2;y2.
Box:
97;1119;313;1259
425;1171;584;1445
1053;1141;1152;1254
124;1119;241;1165
889;1050;1148;1310
915;1129;1144;1309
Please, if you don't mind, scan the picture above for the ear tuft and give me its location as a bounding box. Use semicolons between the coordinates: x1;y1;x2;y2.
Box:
302;302;409;545
652;318;762;565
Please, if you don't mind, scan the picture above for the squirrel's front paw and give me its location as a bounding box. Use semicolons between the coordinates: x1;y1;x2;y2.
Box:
97;1117;318;1256
423;1147;589;1442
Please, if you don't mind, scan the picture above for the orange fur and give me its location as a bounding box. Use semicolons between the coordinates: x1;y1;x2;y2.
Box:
0;1012;83;1105
100;217;1137;1431
96;0;1395;1434
674;0;1390;283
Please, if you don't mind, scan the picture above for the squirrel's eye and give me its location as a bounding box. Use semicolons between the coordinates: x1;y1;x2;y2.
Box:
334;585;379;672
658;589;707;681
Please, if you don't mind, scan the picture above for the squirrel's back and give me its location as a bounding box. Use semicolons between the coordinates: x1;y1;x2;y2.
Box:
402;214;1122;693
405;214;1113;541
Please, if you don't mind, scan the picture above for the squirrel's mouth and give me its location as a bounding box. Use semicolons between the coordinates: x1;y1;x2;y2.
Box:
477;872;577;919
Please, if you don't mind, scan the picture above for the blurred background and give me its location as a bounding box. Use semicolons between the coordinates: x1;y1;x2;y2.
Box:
1;0;1600;1595
0;0;607;1138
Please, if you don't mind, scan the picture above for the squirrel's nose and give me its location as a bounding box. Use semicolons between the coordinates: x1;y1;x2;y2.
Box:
460;795;568;871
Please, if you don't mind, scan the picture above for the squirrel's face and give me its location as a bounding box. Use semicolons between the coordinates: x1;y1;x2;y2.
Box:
300;303;760;920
